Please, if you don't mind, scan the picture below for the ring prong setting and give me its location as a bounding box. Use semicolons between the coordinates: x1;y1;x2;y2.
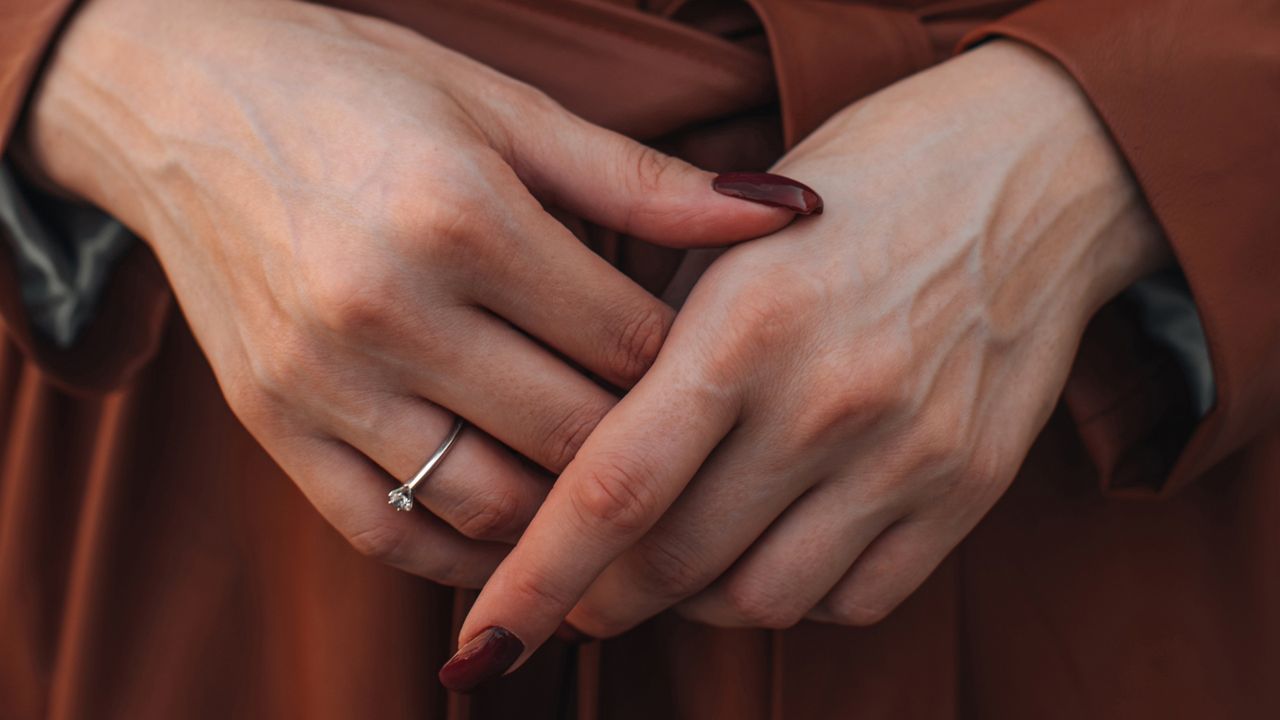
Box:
388;485;414;512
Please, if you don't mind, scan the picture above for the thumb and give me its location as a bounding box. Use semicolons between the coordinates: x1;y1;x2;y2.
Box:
507;105;822;247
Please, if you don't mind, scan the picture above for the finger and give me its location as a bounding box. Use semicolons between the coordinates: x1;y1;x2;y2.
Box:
400;306;618;473
328;392;550;543
509;105;819;245
808;515;956;626
674;478;901;629
560;426;822;638
278;435;509;588
440;358;739;691
466;186;675;388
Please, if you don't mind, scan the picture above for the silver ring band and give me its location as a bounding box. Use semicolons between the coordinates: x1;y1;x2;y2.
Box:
388;417;464;512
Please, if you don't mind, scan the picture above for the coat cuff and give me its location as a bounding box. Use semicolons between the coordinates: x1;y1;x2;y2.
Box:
0;161;134;348
0;0;171;393
961;0;1280;494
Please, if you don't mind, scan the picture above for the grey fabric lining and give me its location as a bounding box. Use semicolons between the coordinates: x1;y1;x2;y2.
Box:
0;162;134;347
1124;270;1216;417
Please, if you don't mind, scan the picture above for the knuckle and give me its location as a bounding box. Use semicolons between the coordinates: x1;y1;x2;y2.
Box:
570;453;662;535
307;264;395;336
539;399;610;471
486;81;564;148
625;144;682;198
246;329;321;404
348;520;484;587
784;357;907;450
628;536;713;598
905;412;972;478
787;388;871;452
723;578;805;629
932;439;1009;510
425;190;487;241
221;371;274;427
606;303;672;385
511;82;565;121
676;596;781;629
722;270;823;353
508;569;575;614
384;175;490;264
672;599;719;626
839;354;911;416
567;600;633;640
345;522;408;565
731;291;800;346
422;552;483;589
964;441;1008;489
827;597;894;627
451;490;526;542
615;145;701;236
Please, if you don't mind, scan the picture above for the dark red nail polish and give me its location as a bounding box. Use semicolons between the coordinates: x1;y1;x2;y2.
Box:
712;172;824;215
438;626;525;692
554;621;595;644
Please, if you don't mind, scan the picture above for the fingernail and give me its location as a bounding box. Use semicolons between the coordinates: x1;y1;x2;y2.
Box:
554;621;595;645
438;626;525;693
712;172;824;215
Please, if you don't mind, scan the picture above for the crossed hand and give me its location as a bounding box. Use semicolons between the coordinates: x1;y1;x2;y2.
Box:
26;0;1167;693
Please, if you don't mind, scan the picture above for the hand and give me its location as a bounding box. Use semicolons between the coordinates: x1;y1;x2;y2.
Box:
22;0;804;584
446;41;1170;688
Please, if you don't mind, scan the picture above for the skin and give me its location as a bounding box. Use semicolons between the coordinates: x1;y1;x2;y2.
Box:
456;40;1170;674
20;0;796;586
24;0;1170;684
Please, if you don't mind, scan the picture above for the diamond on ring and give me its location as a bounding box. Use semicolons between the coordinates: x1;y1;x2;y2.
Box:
388;485;415;512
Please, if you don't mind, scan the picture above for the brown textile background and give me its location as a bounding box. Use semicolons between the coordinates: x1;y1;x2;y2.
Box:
1;1;1277;718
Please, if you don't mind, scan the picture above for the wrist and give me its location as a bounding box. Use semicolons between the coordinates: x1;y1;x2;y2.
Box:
20;0;162;218
964;41;1170;327
19;0;291;244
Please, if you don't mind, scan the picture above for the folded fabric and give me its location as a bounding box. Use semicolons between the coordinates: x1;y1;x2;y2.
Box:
0;160;133;348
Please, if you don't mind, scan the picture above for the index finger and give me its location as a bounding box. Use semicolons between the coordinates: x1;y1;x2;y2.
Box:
438;355;739;692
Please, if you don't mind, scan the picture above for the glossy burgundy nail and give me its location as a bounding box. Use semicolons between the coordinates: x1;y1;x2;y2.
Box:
712;172;824;215
438;626;524;693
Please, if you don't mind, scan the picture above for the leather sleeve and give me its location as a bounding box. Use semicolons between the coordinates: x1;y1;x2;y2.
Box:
0;0;170;393
962;0;1280;494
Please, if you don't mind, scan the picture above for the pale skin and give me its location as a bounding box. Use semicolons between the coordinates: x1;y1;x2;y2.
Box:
22;0;796;586
454;40;1168;675
23;0;1169;685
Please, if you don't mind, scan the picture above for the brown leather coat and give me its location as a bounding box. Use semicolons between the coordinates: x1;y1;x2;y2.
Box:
1;1;1277;718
